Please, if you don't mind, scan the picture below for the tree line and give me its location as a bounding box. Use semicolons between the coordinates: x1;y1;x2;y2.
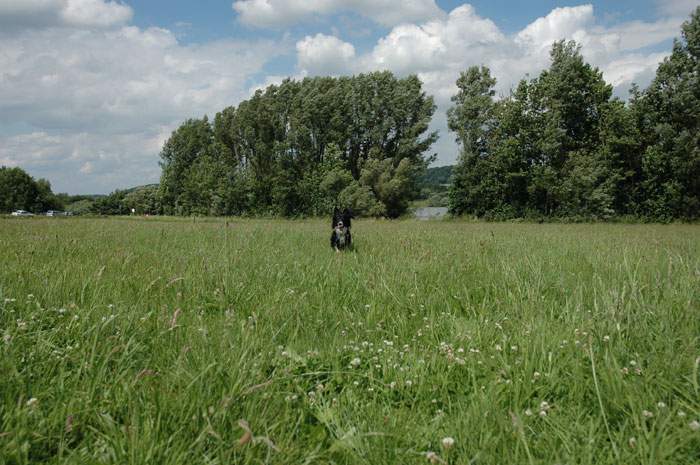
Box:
2;8;697;221
448;8;700;221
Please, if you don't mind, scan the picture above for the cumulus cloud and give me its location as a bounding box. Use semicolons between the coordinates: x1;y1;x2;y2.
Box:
656;0;699;17
0;23;282;193
297;33;356;75
232;0;445;28
0;0;133;30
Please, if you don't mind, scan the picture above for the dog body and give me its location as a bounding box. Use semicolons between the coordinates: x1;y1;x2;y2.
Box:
331;208;353;250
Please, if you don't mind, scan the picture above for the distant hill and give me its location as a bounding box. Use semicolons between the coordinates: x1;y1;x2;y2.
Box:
416;165;453;207
420;165;453;190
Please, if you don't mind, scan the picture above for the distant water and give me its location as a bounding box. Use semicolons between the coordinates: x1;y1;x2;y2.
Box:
414;207;448;220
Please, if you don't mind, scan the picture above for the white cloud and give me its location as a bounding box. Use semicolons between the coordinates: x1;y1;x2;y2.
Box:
656;0;699;17
515;5;593;52
366;5;505;75
0;23;282;193
0;0;132;29
232;0;445;28
297;33;356;75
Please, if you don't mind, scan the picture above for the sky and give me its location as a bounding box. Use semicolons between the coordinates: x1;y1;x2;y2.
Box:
0;0;698;194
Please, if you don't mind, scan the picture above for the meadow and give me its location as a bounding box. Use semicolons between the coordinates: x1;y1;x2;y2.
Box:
0;216;698;465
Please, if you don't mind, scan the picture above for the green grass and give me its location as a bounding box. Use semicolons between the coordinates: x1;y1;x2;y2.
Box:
1;217;699;464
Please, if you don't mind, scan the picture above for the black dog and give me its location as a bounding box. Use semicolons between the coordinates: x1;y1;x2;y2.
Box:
331;207;353;251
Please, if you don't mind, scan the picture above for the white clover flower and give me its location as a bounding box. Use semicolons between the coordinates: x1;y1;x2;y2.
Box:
26;397;38;407
603;335;610;342
642;410;653;418
441;437;455;449
405;380;413;387
657;402;667;409
628;437;637;448
678;411;686;417
524;408;533;416
689;420;700;431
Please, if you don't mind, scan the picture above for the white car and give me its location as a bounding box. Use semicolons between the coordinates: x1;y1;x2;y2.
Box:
11;210;34;217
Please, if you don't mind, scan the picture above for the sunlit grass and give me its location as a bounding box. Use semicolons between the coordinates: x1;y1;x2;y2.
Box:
1;217;699;464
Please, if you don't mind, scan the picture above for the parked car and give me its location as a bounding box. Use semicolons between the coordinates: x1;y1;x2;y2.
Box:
46;210;73;217
11;210;34;216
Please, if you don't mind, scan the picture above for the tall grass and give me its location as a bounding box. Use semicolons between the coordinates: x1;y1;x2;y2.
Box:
1;217;698;464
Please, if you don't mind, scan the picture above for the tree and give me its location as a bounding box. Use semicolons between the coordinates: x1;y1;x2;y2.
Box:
632;7;700;219
158;117;214;214
447;66;499;215
448;42;628;219
0;166;62;213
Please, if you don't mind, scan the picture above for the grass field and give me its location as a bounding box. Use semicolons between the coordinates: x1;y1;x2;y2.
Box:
1;217;699;464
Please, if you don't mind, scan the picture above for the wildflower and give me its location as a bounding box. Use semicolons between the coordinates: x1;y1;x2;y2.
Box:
539;410;547;417
642;410;653;418
425;451;443;464
533;371;541;379
405;380;413;387
678;411;686;417
26;397;38;407
441;437;455;449
524;409;533;416
628;437;637;448
603;335;610;342
688;420;700;431
657;402;667;409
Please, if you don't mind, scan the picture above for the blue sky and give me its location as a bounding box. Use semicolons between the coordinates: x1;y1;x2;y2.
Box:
0;0;698;194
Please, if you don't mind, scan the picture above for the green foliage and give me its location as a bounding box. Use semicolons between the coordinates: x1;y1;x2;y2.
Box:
448;17;700;220
65;199;95;215
1;217;699;464
631;7;700;220
158;72;437;218
0;166;62;213
123;185;161;215
90;190;129;215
